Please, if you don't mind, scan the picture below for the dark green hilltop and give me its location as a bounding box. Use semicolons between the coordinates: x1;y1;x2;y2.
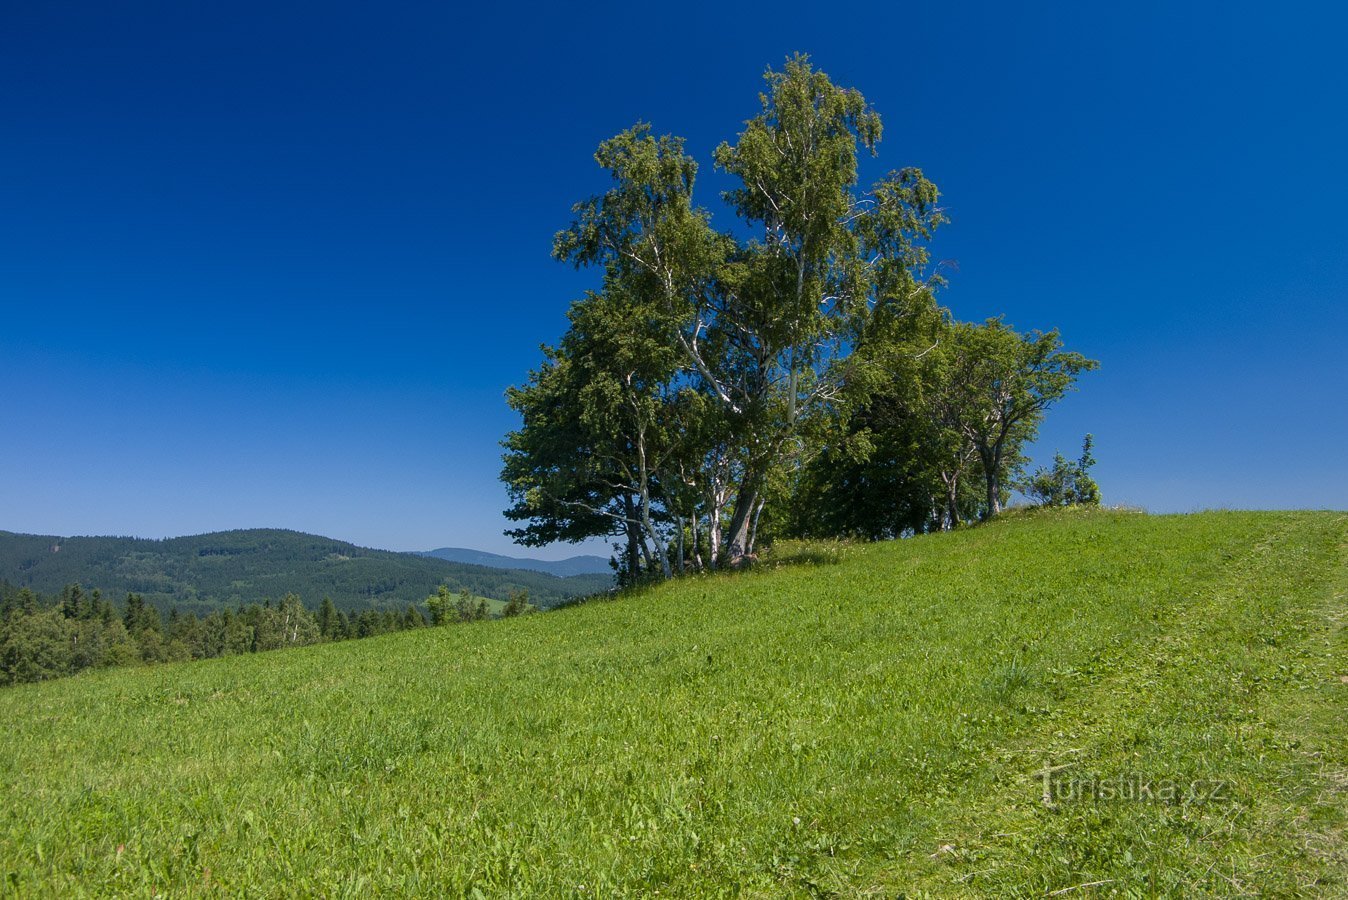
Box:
0;528;613;615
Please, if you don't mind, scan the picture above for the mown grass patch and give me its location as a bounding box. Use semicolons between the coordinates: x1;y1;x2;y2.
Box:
0;510;1343;897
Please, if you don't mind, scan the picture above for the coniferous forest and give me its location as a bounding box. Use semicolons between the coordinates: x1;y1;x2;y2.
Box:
0;579;532;686
0;530;578;686
0;528;607;614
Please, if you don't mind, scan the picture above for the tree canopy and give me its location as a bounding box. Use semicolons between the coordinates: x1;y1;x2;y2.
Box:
503;55;1098;579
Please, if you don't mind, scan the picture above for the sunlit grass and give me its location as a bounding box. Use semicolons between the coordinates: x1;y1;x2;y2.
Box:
1;509;1343;896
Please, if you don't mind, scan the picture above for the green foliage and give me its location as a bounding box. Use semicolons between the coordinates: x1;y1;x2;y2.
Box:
0;511;1343;895
401;604;427;629
502;280;690;581
502;589;531;617
251;594;320;651
508;55;949;572
0;607;72;684
454;588;488;623
424;586;497;627
0;578;523;686
507;55;1100;571
0;528;610;617
788;311;1097;536
942;319;1099;517
425;585;453;626
316;596;339;638
1024;434;1102;507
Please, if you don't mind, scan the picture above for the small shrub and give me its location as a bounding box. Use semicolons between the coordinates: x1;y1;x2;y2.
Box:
1024;434;1101;507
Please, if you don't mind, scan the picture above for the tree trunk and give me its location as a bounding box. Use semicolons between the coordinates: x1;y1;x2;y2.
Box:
747;498;766;556
638;484;672;580
975;441;1003;522
638;533;654;572
723;478;759;566
706;484;724;570
623;495;642;578
690;510;702;571
984;469;1001;520
945;475;960;530
633;421;672;580
675;514;685;576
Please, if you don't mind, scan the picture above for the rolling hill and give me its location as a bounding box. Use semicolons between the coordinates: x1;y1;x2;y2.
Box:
418;546;613;577
0;528;612;614
1;509;1344;895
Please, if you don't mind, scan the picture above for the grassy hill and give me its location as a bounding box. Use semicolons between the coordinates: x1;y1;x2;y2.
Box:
0;528;612;614
1;509;1344;896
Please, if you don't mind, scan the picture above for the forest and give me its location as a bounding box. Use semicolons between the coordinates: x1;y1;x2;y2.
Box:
0;527;609;616
0;579;533;686
0;529;580;686
503;56;1098;582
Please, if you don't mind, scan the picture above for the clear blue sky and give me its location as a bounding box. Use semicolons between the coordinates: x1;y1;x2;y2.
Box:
2;1;1345;556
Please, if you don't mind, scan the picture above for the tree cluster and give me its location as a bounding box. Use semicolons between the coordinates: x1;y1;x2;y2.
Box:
503;56;1098;579
1022;434;1101;508
0;580;525;687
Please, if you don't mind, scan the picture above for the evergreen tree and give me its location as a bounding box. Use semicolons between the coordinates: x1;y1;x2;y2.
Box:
402;604;426;629
317;597;338;639
61;584;85;620
168;609;206;659
426;586;453;626
101;618;140;668
69;617;107;671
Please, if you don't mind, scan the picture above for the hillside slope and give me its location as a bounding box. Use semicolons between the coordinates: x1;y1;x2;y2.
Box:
419;546;613;577
0;528;611;613
1;510;1344;896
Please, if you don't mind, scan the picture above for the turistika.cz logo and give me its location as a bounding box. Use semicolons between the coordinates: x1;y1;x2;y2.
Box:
1037;762;1232;807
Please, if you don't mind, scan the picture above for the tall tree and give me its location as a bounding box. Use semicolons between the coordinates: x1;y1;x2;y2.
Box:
316;597;338;639
502;283;689;581
945;319;1099;518
543;55;942;566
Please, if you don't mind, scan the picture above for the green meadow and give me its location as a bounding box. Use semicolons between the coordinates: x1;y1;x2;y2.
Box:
1;509;1344;897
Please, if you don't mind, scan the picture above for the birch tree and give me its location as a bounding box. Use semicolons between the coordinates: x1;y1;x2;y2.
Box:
550;56;943;565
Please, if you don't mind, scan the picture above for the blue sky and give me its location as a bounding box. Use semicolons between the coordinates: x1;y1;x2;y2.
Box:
2;1;1345;556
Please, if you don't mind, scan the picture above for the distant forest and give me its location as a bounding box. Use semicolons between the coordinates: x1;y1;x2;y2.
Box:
0;528;612;616
0;579;533;686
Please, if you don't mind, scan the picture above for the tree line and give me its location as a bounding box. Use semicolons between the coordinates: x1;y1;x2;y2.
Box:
0;528;607;617
502;56;1099;582
0;582;533;686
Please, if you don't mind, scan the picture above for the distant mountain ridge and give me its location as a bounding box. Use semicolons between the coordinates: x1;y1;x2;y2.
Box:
0;528;612;615
418;547;612;577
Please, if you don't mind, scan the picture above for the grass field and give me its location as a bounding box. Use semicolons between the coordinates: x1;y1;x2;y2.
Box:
1;509;1345;897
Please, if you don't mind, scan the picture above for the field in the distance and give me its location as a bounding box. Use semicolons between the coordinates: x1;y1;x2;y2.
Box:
1;509;1345;897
